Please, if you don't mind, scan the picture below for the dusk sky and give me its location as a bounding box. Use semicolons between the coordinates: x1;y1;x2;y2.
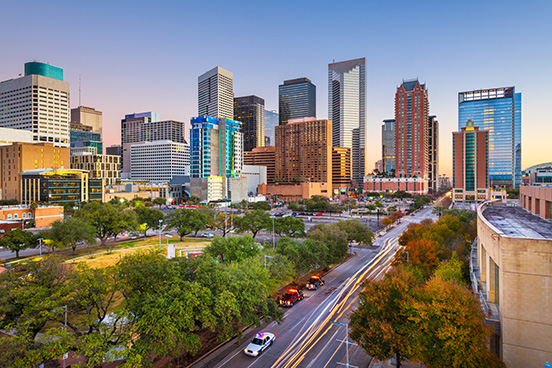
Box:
2;0;551;176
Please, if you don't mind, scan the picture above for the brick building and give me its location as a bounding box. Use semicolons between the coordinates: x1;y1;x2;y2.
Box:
244;146;276;183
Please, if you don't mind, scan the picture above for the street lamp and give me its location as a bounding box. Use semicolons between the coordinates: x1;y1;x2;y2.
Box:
330;321;357;368
264;255;273;268
158;219;163;248
165;234;173;251
37;237;44;260
270;215;276;248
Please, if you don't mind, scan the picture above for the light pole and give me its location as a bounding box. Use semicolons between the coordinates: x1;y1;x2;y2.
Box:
37;238;44;260
158;219;163;249
330;321;358;368
264;255;273;268
270;215;275;248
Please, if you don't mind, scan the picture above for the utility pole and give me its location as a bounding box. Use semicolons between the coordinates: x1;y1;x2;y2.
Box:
330;321;358;368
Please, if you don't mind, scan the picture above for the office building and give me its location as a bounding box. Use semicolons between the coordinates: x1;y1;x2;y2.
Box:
474;202;552;366
0;127;34;146
275;118;332;187
522;163;552;186
106;145;122;157
20;168;103;204
70;153;120;185
332;147;351;194
278;78;316;125
382;119;395;174
0;62;70;147
70;128;102;154
198;66;234;119
140;120;187;143
71;106;102;138
458;87;521;187
244;146;276;183
0;142;70;201
130;140;190;181
0;204;64;228
234;95;265;152
120;112;160;173
428;115;439;191
452;120;489;202
264;109;279;146
328;58;366;184
520;185;552;219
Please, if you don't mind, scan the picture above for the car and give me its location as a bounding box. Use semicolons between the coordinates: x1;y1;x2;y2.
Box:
279;288;304;307
202;233;214;238
315;213;323;216
244;332;275;356
305;275;325;290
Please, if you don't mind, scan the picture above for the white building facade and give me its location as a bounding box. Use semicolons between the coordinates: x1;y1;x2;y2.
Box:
130;140;190;181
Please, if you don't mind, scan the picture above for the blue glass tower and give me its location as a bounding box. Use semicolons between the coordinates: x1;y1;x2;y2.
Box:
458;87;521;187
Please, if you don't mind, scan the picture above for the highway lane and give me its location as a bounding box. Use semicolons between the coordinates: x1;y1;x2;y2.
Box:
191;206;436;368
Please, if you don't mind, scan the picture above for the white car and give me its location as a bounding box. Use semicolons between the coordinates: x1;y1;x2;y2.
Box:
202;233;214;238
244;332;275;357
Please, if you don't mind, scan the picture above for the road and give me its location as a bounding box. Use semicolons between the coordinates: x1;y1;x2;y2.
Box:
191;206;436;368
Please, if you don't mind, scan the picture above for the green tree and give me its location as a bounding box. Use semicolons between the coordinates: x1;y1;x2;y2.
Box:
249;201;271;211
153;197;167;207
210;212;237;237
77;202;138;245
349;268;420;368
204;235;260;263
165;208;209;239
186;195;201;205
45;217;97;253
234;209;270;238
336;219;374;246
307;223;349;264
276;237;327;278
134;206;164;238
274;216;305;238
433;252;466;286
0;228;37;258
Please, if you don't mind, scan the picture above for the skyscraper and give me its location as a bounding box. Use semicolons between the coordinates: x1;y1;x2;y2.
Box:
264;109;279;146
394;79;429;180
458;87;521;187
452;120;489;201
198;66;234;119
328;58;366;184
428;115;439;192
278;78;316;125
121;112;160;145
71;106;102;138
139;120;187;143
0;62;70;147
382;119;395;174
234;95;265;152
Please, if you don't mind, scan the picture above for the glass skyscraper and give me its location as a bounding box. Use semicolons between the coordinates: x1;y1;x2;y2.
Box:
234;95;265;152
278;78;316;125
382;119;395;174
328;58;366;185
458;87;521;187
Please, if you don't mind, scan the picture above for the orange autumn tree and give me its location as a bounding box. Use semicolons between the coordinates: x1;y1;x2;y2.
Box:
402;238;441;279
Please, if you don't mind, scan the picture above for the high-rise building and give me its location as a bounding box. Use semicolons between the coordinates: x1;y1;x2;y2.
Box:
139;120;187;143
275;118;332;187
120;112;160;173
458;87;522;187
395;79;430;180
71;106;102;138
264;109;279;146
198;66;234;119
328;58;366;184
0;62;70;147
130;140;190;181
452;120;489;202
382;119;395;174
70;128;102;155
428;115;439;192
332;147;351;193
244;146;276;184
0;142;70;201
70;153;120;185
234;96;265;152
278;78;316;126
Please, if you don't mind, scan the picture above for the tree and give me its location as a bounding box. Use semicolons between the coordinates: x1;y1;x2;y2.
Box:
391;210;405;222
204;235;260;263
234;210;270;238
77;202;138;245
134;206;164;238
45;217;97;253
381;217;394;227
349;268;420;368
307;224;349;264
274;216;306;238
186;195;201;205
396;239;441;279
0;228;37;258
210;212;237;237
165;208;209;239
249;201;271;211
433;252;466;286
336;219;374;246
153;197;166;207
275;237;327;278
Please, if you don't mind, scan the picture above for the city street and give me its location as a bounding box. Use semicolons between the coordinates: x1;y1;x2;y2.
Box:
191;206;435;368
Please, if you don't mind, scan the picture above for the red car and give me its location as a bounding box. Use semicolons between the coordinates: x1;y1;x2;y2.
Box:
315;213;323;216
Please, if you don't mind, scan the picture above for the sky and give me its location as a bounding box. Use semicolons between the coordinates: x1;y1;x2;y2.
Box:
2;0;552;176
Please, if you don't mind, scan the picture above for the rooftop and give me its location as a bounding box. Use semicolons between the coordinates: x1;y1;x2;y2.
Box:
482;205;552;239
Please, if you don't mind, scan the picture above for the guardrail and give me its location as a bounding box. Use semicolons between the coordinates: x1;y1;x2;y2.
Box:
469;238;490;316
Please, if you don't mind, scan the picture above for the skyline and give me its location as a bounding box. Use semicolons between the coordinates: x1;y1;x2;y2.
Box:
2;0;551;176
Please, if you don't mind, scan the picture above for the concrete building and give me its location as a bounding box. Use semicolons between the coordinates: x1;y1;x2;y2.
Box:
240;164;267;196
275;118;332;191
228;176;249;203
522;163;552;186
70;152;121;185
198;66;234;119
70;128;102;155
328;58;366;185
0;204;64;228
258;182;332;201
520;185;552;219
264;109;279;146
20;168;103;204
278;78;316;125
234;95;265;152
244;146;276;183
71;106;102;138
381;119;395;174
0;62;70;147
452;120;489;202
459;87;521;187
0;220;24;236
474;202;552;366
140;120;187;143
0;142;70;201
428;115;439;191
190;176;225;203
0;127;34;146
364;176;428;195
130;140;190;181
120;112;160;174
332;147;351;195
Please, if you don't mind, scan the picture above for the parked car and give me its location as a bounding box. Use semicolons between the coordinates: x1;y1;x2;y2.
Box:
279;288;304;307
244;332;275;356
202;233;214;238
306;275;325;290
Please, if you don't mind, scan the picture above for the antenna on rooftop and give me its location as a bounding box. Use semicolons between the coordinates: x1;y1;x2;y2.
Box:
79;74;82;106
